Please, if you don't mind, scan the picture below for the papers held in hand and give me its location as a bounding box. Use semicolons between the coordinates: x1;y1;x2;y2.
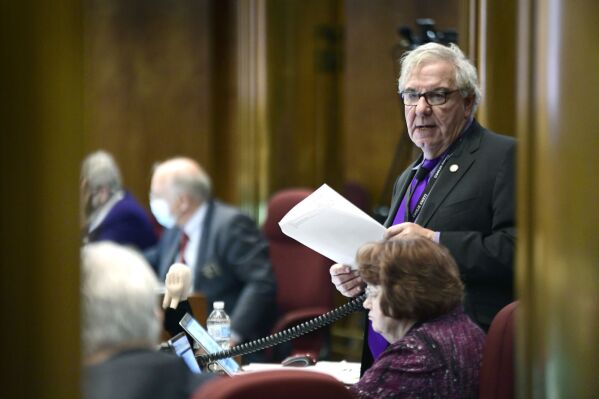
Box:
278;184;386;269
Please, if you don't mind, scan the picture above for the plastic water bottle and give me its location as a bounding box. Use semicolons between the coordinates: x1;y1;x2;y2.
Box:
207;301;231;350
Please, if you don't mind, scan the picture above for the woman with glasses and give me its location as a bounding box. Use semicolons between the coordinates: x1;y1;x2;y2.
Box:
350;236;485;399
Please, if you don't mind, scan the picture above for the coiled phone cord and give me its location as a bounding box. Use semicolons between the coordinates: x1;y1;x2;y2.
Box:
197;293;366;366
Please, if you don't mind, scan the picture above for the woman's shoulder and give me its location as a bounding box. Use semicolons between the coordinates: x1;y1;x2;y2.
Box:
389;309;484;366
420;308;486;345
379;332;445;372
352;337;441;399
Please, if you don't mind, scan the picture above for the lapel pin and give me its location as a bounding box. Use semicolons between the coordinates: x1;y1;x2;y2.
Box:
449;164;459;173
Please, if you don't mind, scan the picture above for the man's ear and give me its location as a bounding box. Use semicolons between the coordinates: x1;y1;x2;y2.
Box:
178;192;195;213
463;95;475;118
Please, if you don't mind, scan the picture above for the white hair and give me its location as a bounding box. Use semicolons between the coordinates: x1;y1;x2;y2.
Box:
155;157;212;202
171;169;211;201
81;242;160;357
398;42;482;114
81;150;123;194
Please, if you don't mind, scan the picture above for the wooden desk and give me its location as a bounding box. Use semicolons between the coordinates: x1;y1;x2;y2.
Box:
186;292;208;327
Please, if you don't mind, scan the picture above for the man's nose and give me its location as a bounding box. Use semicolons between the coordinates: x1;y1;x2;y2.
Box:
414;95;432;115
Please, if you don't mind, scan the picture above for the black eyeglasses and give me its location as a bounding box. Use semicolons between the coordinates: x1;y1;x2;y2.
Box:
400;89;459;106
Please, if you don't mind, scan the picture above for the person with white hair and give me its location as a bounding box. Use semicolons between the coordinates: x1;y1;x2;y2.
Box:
80;150;157;250
330;42;516;374
82;242;213;399
144;157;277;352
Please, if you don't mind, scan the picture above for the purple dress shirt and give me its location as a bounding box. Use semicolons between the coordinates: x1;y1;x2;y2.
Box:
367;156;443;361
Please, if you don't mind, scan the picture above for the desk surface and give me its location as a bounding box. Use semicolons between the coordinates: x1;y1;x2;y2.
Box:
241;361;360;385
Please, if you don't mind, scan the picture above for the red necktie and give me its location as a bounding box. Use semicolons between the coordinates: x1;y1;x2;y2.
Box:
178;232;190;264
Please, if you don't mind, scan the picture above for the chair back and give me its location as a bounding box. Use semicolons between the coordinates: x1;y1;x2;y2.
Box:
479;301;517;399
262;189;334;358
191;370;355;399
343;181;370;213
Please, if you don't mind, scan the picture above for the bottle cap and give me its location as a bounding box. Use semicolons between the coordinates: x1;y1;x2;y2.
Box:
213;301;224;309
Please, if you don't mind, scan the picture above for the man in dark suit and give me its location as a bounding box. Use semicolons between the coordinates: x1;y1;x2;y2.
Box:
144;157;277;346
330;42;515;371
82;242;213;399
80;150;157;250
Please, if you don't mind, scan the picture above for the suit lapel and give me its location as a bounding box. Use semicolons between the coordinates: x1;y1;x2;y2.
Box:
160;229;182;278
194;199;214;284
415;123;483;227
385;162;419;227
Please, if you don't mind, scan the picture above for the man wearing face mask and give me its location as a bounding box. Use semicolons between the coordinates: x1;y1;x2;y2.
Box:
80;150;157;250
144;157;277;349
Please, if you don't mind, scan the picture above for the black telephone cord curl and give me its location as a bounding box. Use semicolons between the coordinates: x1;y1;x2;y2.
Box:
197;293;366;365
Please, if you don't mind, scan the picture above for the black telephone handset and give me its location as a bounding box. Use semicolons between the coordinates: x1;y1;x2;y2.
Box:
196;293;366;366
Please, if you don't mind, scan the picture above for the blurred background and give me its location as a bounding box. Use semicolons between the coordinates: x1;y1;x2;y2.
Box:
82;0;470;224
1;0;598;397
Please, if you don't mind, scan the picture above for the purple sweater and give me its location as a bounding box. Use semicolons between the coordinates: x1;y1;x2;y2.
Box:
87;192;157;250
351;306;485;399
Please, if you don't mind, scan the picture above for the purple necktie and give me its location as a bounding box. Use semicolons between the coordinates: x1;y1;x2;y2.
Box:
392;157;440;225
368;157;441;360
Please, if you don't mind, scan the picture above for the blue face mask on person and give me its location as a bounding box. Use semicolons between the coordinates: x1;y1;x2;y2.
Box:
150;198;176;228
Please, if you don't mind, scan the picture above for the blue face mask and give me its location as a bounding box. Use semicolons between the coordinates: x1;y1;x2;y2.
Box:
150;198;176;228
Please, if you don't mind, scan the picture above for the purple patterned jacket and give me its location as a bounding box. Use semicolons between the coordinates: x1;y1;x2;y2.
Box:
351;306;485;398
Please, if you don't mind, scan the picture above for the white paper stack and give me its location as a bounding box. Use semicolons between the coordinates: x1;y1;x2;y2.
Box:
278;184;386;269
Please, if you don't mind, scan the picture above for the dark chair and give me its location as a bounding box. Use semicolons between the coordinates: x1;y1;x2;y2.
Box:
262;188;335;361
343;181;370;213
479;301;517;399
191;370;355;399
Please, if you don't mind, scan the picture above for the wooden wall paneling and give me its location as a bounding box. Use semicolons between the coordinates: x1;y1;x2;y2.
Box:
312;1;344;193
266;0;343;197
514;0;536;396
235;0;269;220
476;0;517;137
210;0;238;204
516;0;599;396
267;1;307;192
343;0;415;209
84;0;214;207
414;0;460;34
0;1;82;397
459;0;478;61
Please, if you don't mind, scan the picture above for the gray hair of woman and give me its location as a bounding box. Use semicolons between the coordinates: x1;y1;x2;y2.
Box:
80;150;122;194
81;242;161;358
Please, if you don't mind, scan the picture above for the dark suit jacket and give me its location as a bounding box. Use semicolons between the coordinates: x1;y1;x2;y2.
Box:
84;349;213;399
87;191;158;251
361;120;515;374
386;120;516;327
145;199;277;342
